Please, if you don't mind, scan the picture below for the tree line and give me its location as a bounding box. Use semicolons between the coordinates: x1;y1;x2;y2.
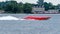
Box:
0;1;60;13
0;1;32;14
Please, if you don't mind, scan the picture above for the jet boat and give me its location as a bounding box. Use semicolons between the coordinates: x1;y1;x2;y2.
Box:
24;16;51;20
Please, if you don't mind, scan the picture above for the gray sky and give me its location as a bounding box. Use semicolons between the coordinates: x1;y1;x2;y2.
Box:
0;0;60;5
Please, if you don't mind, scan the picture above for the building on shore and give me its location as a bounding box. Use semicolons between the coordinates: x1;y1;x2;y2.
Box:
32;6;59;14
32;0;45;14
47;9;59;14
32;0;59;14
32;5;45;14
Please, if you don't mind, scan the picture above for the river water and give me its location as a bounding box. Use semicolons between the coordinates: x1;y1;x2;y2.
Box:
0;14;60;34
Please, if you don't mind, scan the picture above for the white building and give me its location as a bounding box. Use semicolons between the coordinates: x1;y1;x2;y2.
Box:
32;6;45;14
32;6;59;14
32;0;59;14
48;9;59;14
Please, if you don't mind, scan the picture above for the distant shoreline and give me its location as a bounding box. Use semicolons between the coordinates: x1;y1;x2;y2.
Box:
0;13;60;14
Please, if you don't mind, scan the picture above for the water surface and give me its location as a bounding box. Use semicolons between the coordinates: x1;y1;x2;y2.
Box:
0;14;60;34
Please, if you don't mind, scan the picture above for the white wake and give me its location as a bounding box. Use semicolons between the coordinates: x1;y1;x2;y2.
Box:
0;16;19;20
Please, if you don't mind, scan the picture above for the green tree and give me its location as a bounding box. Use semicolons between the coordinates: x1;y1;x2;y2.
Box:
57;4;60;13
37;0;44;7
23;3;32;13
44;2;49;11
57;4;60;9
48;2;55;9
44;2;55;11
17;2;24;13
0;2;5;10
4;1;18;13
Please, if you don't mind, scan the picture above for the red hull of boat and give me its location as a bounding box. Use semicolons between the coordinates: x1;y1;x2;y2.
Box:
24;16;50;20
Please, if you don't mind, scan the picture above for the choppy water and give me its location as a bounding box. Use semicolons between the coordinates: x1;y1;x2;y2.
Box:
0;14;60;34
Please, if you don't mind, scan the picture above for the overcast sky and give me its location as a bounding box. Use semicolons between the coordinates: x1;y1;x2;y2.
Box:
0;0;60;5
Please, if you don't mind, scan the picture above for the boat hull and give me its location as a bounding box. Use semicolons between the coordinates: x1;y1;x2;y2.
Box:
24;16;50;20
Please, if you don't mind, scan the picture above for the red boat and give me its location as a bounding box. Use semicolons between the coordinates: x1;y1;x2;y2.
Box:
24;16;51;20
